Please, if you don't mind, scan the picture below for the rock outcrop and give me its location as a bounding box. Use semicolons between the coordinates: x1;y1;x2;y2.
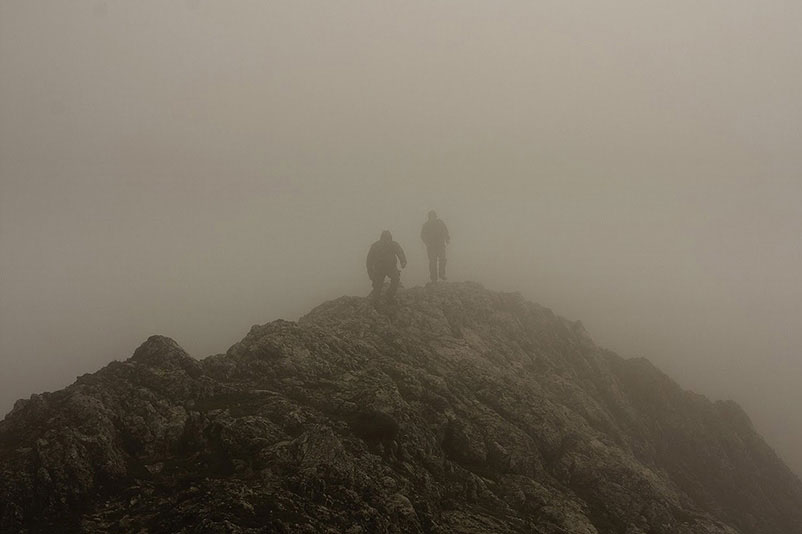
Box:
1;282;801;533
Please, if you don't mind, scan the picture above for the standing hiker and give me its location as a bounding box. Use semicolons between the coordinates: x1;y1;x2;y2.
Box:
420;210;449;282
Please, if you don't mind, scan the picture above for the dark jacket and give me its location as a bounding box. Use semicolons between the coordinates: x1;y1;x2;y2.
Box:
421;219;449;247
367;239;407;278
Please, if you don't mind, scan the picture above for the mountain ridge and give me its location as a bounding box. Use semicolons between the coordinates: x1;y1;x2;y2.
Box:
1;282;800;533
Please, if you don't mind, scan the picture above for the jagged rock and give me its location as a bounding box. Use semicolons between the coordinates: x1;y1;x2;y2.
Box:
1;282;801;533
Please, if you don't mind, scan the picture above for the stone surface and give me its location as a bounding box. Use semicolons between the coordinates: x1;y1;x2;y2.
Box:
1;282;801;533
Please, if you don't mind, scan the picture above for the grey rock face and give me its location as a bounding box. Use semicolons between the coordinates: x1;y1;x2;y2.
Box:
1;282;801;533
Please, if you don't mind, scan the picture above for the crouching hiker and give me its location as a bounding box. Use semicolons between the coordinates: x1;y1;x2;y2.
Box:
366;230;407;305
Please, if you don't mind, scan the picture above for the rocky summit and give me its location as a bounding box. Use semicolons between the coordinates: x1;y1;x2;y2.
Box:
1;283;801;534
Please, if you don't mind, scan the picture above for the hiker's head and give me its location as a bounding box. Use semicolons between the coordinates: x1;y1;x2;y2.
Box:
428;210;437;220
380;230;392;242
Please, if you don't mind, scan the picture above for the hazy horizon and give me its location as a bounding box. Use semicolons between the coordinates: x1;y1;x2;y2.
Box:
2;1;801;476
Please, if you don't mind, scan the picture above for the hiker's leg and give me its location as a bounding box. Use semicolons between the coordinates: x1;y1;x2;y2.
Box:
371;274;385;301
427;246;438;282
387;269;400;300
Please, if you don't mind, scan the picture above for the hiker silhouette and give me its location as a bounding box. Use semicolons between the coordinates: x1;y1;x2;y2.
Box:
366;230;407;303
420;210;449;282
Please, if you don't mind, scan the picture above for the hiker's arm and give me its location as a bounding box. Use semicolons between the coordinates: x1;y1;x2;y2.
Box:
396;243;407;268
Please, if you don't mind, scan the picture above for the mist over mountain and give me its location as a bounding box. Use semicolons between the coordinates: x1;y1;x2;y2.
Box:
3;0;802;482
2;283;800;533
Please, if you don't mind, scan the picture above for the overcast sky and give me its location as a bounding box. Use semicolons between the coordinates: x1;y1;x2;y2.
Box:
2;1;801;474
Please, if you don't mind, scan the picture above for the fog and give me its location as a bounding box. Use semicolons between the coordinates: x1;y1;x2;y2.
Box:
2;1;801;475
